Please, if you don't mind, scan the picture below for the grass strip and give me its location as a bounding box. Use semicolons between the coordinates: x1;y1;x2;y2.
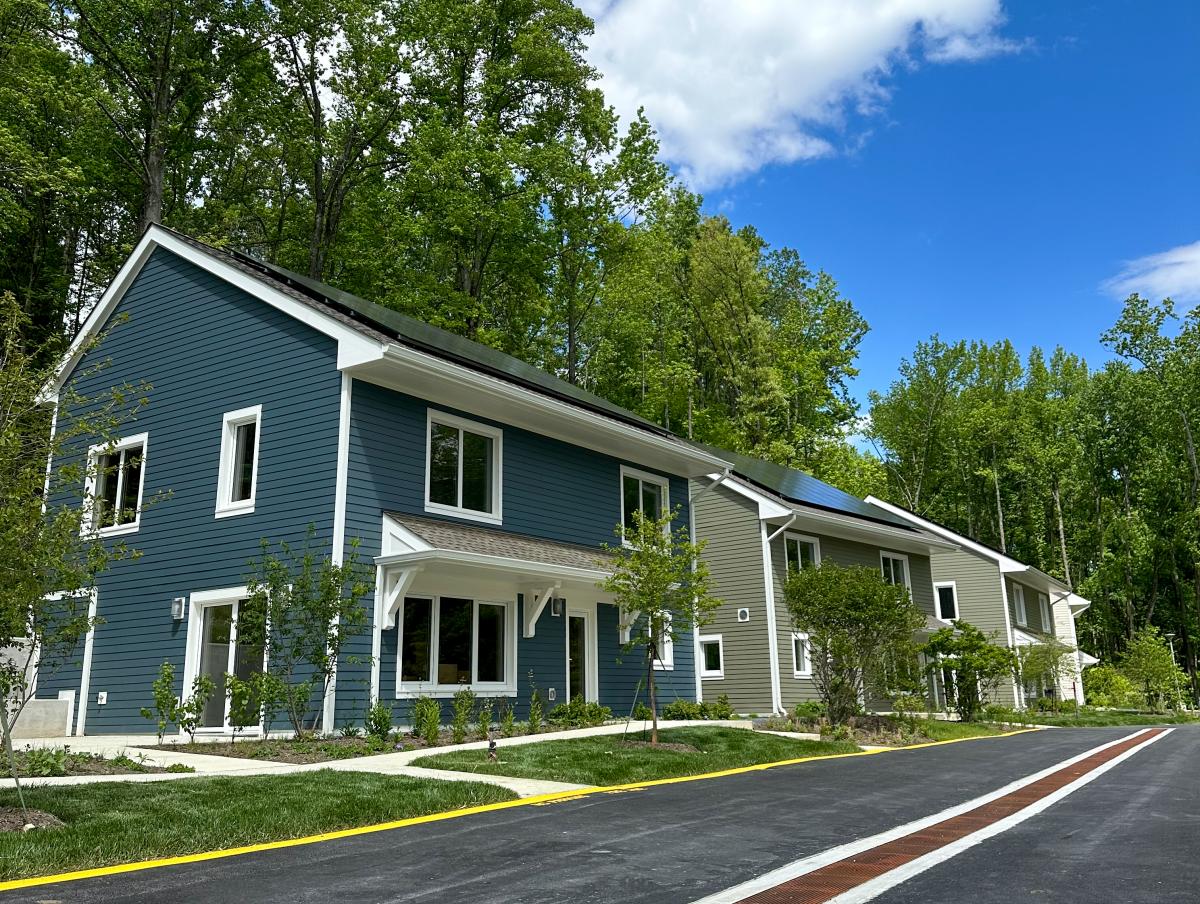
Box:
0;770;514;880
411;726;859;785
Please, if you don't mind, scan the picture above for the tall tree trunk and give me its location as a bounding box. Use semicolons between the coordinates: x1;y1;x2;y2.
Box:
646;642;658;746
1052;480;1072;589
992;447;1006;553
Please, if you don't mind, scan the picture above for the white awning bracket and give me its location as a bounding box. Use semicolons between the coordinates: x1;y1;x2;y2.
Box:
619;607;641;645
382;566;423;628
522;582;560;638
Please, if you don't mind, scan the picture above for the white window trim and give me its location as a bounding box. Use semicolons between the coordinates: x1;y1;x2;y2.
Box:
395;594;517;697
85;432;149;537
619;464;671;544
1013;584;1028;626
698;634;724;680
934;581;959;623
783;532;822;571
652;612;674;671
880;550;912;592
792;631;812;678
215;405;262;518
1038;592;1052;634
180;586;266;736
424;410;503;525
565;606;599;702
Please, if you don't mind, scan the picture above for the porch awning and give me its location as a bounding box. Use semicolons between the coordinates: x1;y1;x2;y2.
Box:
374;513;614;634
917;614;955;637
1078;650;1100;667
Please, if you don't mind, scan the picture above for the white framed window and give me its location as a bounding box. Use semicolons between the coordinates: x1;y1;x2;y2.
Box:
934;581;959;622
425;411;502;524
652;612;674;671
1013;584;1027;626
784;532;821;572
215;406;261;517
880;551;911;592
396;595;516;696
698;634;724;679
182;586;267;734
792;632;812;678
86;432;148;536
620;465;670;540
1038;592;1052;633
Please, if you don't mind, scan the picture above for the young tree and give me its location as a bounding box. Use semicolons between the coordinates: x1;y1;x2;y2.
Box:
242;529;372;736
1015;639;1078;705
784;562;924;725
602;506;720;744
921;622;1018;722
1120;627;1188;712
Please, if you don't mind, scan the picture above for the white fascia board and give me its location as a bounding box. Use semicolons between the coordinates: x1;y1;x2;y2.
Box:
780;506;958;555
349;344;730;478
40;226;386;404
374;548;610;586
712;474;792;519
866;496;1026;568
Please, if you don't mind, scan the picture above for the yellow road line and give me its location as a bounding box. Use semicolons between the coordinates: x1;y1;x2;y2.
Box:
0;726;1041;893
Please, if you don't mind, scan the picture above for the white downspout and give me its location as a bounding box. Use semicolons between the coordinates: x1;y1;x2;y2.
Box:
761;522;784;715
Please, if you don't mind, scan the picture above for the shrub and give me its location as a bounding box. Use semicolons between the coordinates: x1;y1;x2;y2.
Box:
177;674;217;743
451;688;476;744
921;622;1018;722
498;698;516;738
410;696;442;745
139;659;179;744
476;698;494;738
365;701;393;741
709;694;735;719
225;673;260;745
165;762;196;773
632;701;654;720
983;704;1024;725
662;699;705;720
792;701;826;722
527;678;543;735
24;746;66;777
891;693;927;724
549;694;613;728
1083;664;1141;708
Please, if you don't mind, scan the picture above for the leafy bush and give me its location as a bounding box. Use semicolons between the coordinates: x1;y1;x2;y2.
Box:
24;746;66;777
632;702;654;720
708;694;735;719
176;674;217;743
165;762;196;773
792;701;826;722
365;701;393;741
891;693;927;722
527;675;543;735
548;694;613;727
139;659;179;744
1028;696;1075;713
662;699;704;720
983;704;1025;725
476;698;494;738
410;696;442;745
338;724;363;739
451;688;476;744
1083;664;1142;708
498;698;516;738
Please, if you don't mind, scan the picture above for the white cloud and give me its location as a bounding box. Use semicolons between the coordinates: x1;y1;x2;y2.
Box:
1103;241;1200;303
583;0;1024;188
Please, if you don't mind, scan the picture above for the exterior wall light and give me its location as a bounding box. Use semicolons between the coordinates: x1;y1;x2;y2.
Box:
171;597;186;621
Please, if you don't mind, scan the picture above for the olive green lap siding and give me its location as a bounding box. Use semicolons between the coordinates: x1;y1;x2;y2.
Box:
1006;577;1056;637
689;480;775;714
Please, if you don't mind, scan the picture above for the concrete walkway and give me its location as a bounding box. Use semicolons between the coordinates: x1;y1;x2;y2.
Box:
3;719;754;797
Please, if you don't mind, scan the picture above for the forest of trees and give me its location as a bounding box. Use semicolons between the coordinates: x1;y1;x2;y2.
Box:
2;0;1195;690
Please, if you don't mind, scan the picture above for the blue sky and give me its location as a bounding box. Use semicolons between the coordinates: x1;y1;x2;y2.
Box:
585;0;1199;406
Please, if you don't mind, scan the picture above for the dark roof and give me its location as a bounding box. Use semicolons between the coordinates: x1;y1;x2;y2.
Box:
389;513;612;572
160;227;676;440
700;444;916;530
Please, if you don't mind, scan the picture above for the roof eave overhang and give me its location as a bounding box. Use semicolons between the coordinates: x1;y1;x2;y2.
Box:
348;344;730;478
375;548;610;585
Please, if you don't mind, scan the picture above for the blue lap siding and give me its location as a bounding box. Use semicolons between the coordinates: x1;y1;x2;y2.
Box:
51;249;342;733
337;379;695;724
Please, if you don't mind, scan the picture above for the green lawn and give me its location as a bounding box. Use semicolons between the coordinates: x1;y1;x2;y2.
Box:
410;726;859;786
0;771;515;881
1010;709;1200;728
915;719;1009;741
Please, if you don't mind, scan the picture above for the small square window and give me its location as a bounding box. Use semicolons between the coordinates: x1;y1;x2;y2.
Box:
216;406;261;517
425;412;502;523
935;583;958;622
699;635;724;679
88;434;147;535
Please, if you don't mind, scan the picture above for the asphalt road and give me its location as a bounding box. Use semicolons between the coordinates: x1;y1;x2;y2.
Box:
6;726;1194;903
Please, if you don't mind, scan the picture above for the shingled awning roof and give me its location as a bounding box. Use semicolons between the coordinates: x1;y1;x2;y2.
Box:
384;513;613;573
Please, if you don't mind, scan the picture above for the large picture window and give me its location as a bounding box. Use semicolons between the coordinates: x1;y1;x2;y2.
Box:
87;433;147;535
425;412;502;523
398;596;513;694
620;466;669;538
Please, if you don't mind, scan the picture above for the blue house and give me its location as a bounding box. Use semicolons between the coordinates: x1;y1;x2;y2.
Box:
40;225;729;736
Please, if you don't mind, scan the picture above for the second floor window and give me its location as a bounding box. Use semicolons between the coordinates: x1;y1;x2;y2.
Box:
621;466;668;537
426;412;501;522
89;433;147;534
216;406;261;517
1013;584;1027;626
881;552;909;590
784;533;819;571
1038;592;1052;633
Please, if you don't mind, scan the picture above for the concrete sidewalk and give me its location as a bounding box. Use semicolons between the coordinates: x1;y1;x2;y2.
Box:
2;719;755;797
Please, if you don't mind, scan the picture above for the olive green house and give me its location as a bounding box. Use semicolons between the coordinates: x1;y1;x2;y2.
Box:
864;497;1092;707
689;451;956;715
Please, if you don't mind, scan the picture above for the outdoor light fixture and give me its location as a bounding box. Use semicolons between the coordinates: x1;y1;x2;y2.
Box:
551;598;564;617
171;597;186;621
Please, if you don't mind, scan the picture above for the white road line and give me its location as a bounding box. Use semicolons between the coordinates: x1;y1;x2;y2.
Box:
693;729;1169;904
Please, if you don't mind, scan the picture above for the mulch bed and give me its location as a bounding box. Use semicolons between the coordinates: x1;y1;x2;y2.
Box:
0;807;63;832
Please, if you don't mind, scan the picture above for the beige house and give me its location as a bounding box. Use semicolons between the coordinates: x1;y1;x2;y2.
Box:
865;497;1092;707
690;452;955;715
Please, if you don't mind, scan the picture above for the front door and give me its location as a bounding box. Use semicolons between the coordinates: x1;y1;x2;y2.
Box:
566;610;594;702
197;597;265;730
